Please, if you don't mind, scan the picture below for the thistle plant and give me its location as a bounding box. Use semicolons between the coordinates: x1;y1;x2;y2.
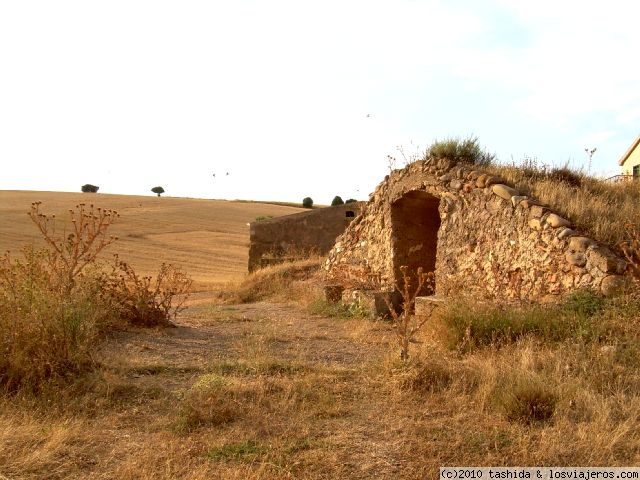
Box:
382;266;436;361
1;202;193;391
28;202;119;287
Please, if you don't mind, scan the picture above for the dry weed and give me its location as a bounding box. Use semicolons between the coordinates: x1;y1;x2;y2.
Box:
0;203;192;393
488;162;640;248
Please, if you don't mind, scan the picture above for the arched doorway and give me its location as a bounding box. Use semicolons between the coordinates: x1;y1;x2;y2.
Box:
390;190;441;296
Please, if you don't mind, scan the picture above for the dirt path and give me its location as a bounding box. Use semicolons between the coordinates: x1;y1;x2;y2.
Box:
70;294;425;479
1;294;453;479
104;294;386;372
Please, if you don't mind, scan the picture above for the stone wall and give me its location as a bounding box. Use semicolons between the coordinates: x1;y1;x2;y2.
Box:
324;159;629;302
248;203;364;272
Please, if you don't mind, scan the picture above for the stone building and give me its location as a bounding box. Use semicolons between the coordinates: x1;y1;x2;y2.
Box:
248;202;364;272
324;159;629;303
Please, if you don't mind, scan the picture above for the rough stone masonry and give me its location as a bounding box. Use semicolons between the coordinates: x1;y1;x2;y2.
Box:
324;158;630;302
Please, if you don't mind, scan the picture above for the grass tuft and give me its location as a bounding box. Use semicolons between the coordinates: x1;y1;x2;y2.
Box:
175;374;240;433
425;136;495;166
493;373;558;424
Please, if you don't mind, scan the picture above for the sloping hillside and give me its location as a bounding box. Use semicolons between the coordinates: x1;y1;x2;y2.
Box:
0;191;305;288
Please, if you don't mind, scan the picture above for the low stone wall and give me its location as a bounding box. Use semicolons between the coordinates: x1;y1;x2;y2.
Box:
248;203;364;272
324;159;629;302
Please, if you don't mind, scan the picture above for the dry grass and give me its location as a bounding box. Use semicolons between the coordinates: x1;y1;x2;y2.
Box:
485;162;640;248
0;191;306;289
218;257;322;304
1;288;639;478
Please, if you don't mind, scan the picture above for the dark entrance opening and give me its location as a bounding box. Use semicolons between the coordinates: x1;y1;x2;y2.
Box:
390;190;441;297
345;211;355;218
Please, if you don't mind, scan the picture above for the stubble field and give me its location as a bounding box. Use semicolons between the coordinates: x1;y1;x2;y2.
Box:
0;190;305;289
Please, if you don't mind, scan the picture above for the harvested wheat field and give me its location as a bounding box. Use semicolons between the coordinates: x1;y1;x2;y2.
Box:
1;190;639;479
0;190;305;289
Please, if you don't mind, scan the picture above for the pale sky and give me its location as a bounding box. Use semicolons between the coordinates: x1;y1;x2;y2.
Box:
1;1;639;204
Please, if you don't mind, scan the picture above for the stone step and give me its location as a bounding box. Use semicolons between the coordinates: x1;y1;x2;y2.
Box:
415;295;446;316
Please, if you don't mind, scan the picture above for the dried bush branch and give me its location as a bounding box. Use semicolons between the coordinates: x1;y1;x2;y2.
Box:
28;202;119;285
381;266;436;360
102;256;193;326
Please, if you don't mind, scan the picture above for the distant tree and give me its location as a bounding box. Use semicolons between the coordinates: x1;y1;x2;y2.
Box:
81;184;99;193
345;198;358;204
302;197;313;208
331;196;344;206
151;186;165;197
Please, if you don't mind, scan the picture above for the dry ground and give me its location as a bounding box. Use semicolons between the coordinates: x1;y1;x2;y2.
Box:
0;294;403;479
2;289;639;479
0;191;304;289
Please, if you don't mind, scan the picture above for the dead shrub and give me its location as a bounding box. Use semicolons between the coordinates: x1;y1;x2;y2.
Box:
0;203;192;393
0;202;121;392
382;266;436;360
0;248;112;392
101;257;192;326
27;201;119;288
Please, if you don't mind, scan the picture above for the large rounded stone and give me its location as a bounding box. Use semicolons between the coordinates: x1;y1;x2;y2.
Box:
476;174;489;188
546;213;571;228
557;228;576;240
449;179;463;190
484;175;504;187
491;184;519;200
568;236;595;253
529;218;543;231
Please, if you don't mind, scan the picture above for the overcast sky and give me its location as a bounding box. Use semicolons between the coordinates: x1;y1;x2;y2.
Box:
1;1;639;204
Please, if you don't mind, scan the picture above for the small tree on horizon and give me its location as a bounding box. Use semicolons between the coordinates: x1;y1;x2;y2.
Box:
345;198;358;204
302;197;313;208
331;196;344;206
81;184;99;193
151;186;165;197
